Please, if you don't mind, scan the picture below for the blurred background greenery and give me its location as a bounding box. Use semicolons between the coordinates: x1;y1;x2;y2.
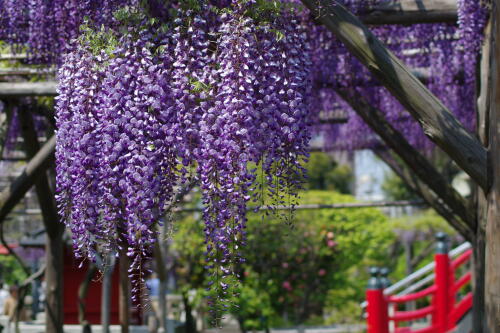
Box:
159;152;457;332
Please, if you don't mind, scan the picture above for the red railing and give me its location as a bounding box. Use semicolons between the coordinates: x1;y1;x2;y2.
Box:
366;234;472;333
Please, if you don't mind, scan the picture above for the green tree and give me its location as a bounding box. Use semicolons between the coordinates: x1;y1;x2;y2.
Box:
388;209;461;281
382;171;419;201
0;255;27;285
172;190;394;329
304;152;353;194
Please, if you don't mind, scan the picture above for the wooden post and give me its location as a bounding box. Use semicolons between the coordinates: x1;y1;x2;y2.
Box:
0;136;55;222
473;15;491;333
485;1;500;330
337;88;474;233
78;264;97;333
119;247;130;333
18;111;63;333
375;150;470;240
154;238;168;333
101;254;114;333
360;0;457;25
0;82;57;97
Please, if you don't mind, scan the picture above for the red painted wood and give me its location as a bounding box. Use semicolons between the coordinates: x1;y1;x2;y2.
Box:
434;253;450;333
366;288;389;333
62;247;120;325
390;305;434;322
450;292;473;323
366;247;473;331
452;272;471;294
388;285;436;303
451;249;472;270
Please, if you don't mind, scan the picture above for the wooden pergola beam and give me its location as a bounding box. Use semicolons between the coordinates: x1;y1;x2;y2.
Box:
300;0;488;191
361;0;457;25
0;135;55;223
336;87;475;232
0;82;57;97
375;149;472;241
0;54;27;61
0;68;55;76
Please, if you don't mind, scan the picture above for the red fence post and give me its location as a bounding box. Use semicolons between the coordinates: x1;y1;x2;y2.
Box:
366;267;389;333
434;233;450;333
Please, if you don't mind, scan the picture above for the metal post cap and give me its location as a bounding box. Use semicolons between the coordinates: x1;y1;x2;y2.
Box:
379;267;391;288
367;267;382;289
435;232;448;254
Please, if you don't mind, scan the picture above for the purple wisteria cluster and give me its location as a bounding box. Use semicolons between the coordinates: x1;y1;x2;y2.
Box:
0;0;146;63
310;15;488;152
53;0;313;315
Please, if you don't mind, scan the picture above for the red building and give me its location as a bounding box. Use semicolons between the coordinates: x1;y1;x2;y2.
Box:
62;248;120;324
20;231;143;325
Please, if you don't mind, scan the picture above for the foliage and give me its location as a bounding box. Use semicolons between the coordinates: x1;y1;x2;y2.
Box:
0;256;27;286
390;209;458;235
388;210;461;282
382;171;419;201
304;152;353;194
172;190;394;328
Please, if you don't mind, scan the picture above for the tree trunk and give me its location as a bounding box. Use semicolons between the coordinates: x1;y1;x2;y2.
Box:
153;240;168;333
101;254;114;333
182;292;196;333
45;227;64;333
78;264;97;333
119;248;130;333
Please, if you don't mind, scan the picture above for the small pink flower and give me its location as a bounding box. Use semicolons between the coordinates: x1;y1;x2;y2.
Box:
318;269;326;276
327;240;337;248
327;231;334;239
282;281;292;291
282;262;289;269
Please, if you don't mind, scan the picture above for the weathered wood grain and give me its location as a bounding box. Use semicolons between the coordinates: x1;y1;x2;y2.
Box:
0;68;55;76
19;111;63;333
472;18;491;332
361;0;457;25
0;54;27;61
0;135;55;223
485;1;500;330
301;0;488;191
0;82;57;96
375;149;472;240
336;87;475;230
